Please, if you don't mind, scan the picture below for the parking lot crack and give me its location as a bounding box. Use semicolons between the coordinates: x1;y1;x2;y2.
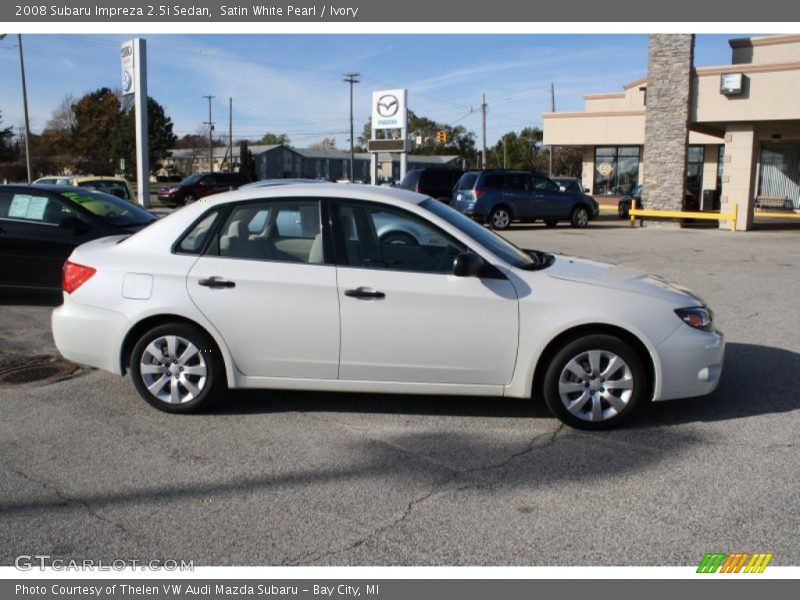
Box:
464;424;565;480
282;472;459;566
2;463;130;536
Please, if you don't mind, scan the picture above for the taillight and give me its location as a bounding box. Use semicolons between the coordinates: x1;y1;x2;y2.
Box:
415;184;421;193
62;261;96;294
474;189;485;199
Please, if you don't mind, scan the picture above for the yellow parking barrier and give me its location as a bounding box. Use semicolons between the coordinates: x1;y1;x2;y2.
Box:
754;211;800;220
629;200;738;232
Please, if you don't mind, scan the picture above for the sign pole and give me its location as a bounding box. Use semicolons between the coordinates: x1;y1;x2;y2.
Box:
134;39;149;208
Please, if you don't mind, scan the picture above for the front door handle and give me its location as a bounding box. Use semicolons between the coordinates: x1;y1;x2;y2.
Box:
344;287;385;300
198;277;236;289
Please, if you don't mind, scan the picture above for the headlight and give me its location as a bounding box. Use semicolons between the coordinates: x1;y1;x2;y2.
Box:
675;307;714;331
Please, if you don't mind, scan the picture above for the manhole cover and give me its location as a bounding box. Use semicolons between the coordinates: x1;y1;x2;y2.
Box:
0;359;79;385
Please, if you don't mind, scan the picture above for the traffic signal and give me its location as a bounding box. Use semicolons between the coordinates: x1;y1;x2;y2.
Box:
436;130;448;144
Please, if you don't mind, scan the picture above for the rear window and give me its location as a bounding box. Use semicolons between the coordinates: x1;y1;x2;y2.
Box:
58;189;155;227
422;170;450;188
455;173;478;190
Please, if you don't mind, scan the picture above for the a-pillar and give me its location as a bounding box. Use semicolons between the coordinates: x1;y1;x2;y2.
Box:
720;124;758;231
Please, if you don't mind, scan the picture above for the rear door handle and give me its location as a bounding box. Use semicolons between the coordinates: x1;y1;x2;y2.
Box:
344;287;385;300
198;277;236;289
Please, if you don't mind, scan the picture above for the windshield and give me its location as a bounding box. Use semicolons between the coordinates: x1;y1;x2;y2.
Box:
180;173;203;185
58;189;156;227
420;198;536;270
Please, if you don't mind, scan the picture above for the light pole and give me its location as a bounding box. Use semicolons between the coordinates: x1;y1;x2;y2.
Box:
343;73;360;182
203;95;215;172
1;34;32;182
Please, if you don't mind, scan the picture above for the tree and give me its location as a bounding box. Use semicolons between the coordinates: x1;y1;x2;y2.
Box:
0;111;15;163
112;96;177;177
310;137;337;151
239;140;256;181
71;87;121;174
257;132;290;145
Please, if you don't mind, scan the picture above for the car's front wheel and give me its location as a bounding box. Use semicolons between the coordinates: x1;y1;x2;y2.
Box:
130;323;224;413
542;334;646;430
488;206;511;230
182;193;197;205
570;206;590;228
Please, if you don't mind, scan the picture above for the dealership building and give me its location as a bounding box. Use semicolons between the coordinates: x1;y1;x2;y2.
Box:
543;34;800;230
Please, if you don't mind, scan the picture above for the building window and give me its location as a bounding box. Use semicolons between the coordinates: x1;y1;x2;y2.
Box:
594;147;640;195
759;145;800;209
686;146;705;198
717;146;724;190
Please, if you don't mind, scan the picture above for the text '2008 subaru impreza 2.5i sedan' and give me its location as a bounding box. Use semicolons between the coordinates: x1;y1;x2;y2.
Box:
52;184;724;429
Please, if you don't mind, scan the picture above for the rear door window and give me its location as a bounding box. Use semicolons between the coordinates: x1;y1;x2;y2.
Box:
506;173;531;192
483;174;504;190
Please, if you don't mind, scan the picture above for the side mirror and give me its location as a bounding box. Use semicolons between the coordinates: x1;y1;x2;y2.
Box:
453;251;486;278
584;187;590;193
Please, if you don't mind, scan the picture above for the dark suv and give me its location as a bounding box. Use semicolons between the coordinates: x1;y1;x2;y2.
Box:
157;172;251;206
399;168;464;204
452;170;599;230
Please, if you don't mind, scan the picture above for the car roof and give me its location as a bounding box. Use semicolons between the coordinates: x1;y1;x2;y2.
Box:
201;182;428;206
71;176;129;183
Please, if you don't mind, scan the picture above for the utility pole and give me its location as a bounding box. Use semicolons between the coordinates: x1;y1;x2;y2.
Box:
503;136;507;169
481;93;487;170
228;97;233;173
549;82;555;177
203;95;215;173
343;73;360;182
17;35;32;183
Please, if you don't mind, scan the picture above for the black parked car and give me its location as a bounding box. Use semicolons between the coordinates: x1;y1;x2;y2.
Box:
618;185;700;218
157;172;251;206
0;185;156;291
398;168;464;204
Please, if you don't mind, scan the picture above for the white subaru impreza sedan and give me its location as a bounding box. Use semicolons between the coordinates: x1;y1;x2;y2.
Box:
52;184;724;429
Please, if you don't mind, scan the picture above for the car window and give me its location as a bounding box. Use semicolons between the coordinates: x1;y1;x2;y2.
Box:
506;173;531;192
78;180;130;200
484;174;504;190
532;176;559;192
58;189;155;227
337;201;466;274
203;174;218;186
455;173;478;190
0;192;79;225
176;210;221;255
217;200;323;263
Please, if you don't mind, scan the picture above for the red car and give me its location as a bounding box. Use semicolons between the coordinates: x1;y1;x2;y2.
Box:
157;172;250;206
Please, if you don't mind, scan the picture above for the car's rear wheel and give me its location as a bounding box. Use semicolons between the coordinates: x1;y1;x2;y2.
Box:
380;231;418;245
489;206;511;230
542;334;646;430
130;323;223;413
544;219;558;228
570;206;590;228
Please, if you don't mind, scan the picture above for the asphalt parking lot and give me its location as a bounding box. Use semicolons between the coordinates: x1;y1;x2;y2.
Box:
1;216;799;566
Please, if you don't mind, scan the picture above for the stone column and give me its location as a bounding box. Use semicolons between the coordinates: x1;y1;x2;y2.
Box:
642;34;695;216
720;125;758;230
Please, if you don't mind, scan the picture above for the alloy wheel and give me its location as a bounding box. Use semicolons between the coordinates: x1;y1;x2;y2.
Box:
557;349;634;422
139;335;208;404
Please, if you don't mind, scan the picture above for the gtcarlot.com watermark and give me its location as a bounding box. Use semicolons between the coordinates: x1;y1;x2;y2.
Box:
15;554;194;571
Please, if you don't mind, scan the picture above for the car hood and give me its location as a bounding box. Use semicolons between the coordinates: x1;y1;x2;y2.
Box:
543;255;705;306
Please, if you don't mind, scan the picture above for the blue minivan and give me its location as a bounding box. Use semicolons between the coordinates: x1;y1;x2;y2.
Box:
452;170;599;230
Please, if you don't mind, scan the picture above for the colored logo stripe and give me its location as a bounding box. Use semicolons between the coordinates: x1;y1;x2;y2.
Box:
697;552;773;573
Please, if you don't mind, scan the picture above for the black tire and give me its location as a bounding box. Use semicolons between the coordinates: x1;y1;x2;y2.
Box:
570;205;590;228
488;206;512;230
130;323;224;414
380;231;418;245
543;219;558;228
183;193;197;205
541;334;646;430
618;202;630;219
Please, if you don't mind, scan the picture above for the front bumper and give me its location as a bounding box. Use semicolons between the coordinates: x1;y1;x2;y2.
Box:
52;297;130;375
653;324;725;401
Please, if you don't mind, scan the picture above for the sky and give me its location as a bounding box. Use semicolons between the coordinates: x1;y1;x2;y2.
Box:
0;34;751;149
